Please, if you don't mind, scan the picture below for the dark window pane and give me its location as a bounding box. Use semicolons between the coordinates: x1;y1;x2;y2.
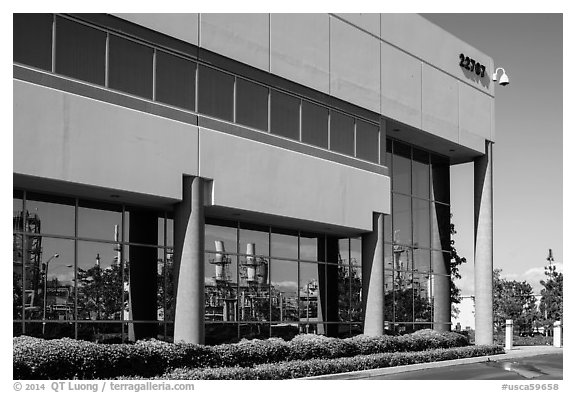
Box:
393;141;411;194
302;101;328;148
108;35;153;99
236;78;268;131
198;65;234;121
270;90;300;140
156;51;195;110
356;120;379;163
413;198;430;249
330;111;354;156
431;154;450;204
380;121;388;166
412;148;430;199
55;17;106;85
14;14;53;71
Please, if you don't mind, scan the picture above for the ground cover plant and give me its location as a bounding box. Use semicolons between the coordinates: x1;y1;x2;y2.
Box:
14;329;501;380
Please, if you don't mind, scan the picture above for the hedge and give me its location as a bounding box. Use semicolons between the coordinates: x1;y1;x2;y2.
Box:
153;345;505;380
14;329;470;380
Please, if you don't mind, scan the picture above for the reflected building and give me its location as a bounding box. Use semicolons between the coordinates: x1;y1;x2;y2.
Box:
13;13;495;345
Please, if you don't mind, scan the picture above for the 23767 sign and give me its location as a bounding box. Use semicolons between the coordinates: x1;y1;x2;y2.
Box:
459;53;486;77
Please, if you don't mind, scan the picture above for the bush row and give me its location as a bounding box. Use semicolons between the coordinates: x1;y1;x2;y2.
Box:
14;329;469;380
154;345;504;380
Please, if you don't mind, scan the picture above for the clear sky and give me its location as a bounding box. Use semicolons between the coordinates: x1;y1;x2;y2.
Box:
421;14;563;295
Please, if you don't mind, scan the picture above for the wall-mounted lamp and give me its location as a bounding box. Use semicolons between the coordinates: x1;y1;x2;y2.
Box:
492;67;509;86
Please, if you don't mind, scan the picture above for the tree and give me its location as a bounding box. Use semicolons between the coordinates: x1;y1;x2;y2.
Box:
539;263;563;334
493;269;538;333
449;215;468;318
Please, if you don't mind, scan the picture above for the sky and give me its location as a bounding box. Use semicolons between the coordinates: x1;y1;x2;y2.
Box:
420;14;563;295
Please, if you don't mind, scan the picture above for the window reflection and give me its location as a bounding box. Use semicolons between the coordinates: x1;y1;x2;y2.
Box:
271;228;298;260
413;198;430;249
412;148;430;199
205;252;238;322
300;232;320;262
77;241;124;322
392;141;411;194
270;259;299;323
393;194;411;246
299;262;323;333
79;200;122;241
26;193;75;236
350;238;361;266
413;273;433;323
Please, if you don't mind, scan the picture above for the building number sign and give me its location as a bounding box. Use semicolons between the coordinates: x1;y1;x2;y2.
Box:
459;53;486;77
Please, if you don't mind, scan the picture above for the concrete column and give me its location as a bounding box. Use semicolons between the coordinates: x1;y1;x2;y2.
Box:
505;319;513;350
553;321;562;347
173;176;205;344
361;213;385;336
474;141;494;345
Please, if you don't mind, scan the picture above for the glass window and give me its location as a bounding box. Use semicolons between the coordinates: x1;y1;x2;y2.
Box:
55;17;106;85
349;265;363;322
205;322;239;345
330;111;354;156
25;322;75;340
299;262;323;325
413;248;431;274
384;213;392;243
393;271;414;323
350;238;362;266
412;148;430;199
431;203;451;252
338;238;349;265
337;265;351;322
356;120;379;163
431;251;450;275
79;200;122;241
270;259;299;323
26;193;75;237
32;237;75;322
77;241;124;321
159;248;175;323
236;78;269;131
300;232;320;262
413;273;432;322
198;65;234;121
14;13;53;71
431;154;450;204
393;141;411;194
108;35;153;99
155;51;196;110
77;322;122;343
301;101;328;148
270;90;300;140
204;252;238;322
380;122;388;166
392;194;411;246
412;198;430;249
13;233;24;320
271;228;298;260
205;221;237;254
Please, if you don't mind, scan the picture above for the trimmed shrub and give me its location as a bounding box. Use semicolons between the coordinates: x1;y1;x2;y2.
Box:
13;329;471;380
156;345;504;380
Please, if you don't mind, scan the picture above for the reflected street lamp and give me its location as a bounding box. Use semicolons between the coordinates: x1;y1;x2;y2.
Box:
42;253;60;335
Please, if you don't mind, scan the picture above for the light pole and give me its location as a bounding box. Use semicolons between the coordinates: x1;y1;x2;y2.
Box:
42;253;59;335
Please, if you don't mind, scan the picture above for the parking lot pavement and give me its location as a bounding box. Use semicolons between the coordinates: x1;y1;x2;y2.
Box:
303;346;563;380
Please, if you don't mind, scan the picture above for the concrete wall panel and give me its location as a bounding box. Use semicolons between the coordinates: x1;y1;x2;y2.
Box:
380;14;494;96
113;13;199;46
459;82;492;141
270;14;330;94
198;128;390;231
13;80;198;200
335;13;380;36
381;43;422;129
330;17;381;113
200;13;269;72
422;64;459;143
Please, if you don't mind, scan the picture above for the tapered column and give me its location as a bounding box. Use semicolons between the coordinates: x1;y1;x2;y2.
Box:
431;203;451;332
361;213;385;336
474;141;494;345
173;176;205;344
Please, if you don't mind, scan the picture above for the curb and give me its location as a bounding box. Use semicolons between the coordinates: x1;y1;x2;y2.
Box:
301;346;563;380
